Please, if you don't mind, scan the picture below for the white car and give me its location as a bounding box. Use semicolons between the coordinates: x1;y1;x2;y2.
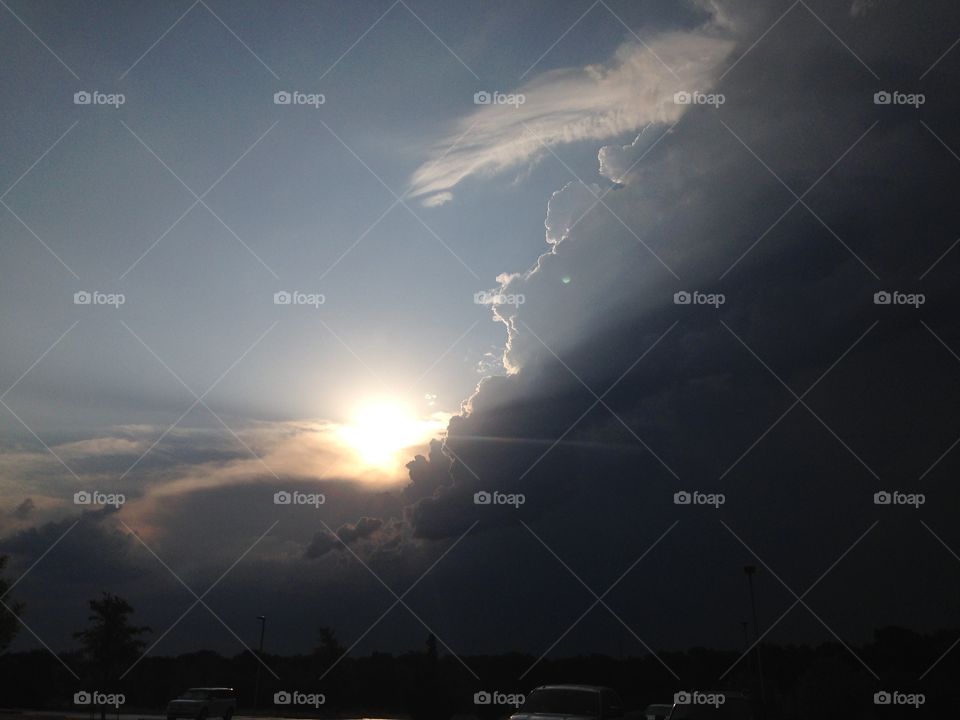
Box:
166;687;236;720
511;684;626;720
644;703;672;720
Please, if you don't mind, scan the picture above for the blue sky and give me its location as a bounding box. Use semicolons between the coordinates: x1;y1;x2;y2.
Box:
0;0;708;435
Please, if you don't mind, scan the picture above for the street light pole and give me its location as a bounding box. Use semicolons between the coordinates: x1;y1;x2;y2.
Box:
744;566;765;705
253;615;266;712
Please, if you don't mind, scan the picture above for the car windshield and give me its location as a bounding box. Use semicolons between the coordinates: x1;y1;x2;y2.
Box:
180;690;211;700
522;689;599;715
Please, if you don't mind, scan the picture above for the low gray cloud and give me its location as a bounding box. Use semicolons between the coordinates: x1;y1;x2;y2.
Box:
11;498;34;520
305;516;386;559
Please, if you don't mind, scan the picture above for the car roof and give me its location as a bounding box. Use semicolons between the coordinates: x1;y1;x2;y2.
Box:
533;685;614;693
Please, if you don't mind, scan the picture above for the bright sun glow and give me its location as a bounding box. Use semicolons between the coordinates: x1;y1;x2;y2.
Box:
339;400;438;469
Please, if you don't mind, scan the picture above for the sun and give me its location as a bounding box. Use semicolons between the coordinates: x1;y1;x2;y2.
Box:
339;400;439;469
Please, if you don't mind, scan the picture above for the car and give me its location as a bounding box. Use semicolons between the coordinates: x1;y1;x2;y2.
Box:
166;687;236;720
510;684;626;720
644;703;672;720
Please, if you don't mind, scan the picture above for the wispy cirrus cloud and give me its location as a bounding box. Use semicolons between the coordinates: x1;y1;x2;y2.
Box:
409;31;735;206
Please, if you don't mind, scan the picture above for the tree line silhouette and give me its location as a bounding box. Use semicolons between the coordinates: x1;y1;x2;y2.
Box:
1;556;958;718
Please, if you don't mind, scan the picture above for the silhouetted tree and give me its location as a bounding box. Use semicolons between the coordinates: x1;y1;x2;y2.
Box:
314;625;345;683
0;555;23;652
409;633;453;720
74;593;150;720
314;625;345;664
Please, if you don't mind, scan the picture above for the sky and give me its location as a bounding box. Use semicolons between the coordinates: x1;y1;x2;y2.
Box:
2;0;960;682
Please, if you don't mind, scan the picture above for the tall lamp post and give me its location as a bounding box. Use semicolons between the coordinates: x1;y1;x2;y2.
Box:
253;615;266;712
744;566;765;705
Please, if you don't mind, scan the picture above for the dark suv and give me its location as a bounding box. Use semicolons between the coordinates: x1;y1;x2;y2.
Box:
166;687;236;720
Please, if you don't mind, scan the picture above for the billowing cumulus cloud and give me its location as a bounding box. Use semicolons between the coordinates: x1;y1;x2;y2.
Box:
337;516;383;544
304;529;339;559
403;439;453;503
305;516;385;559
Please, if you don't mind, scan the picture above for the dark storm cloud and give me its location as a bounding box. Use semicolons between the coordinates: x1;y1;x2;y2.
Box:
402;0;960;539
403;439;453;503
387;0;960;648
304;530;339;559
337;516;384;544
305;516;386;558
0;508;147;588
